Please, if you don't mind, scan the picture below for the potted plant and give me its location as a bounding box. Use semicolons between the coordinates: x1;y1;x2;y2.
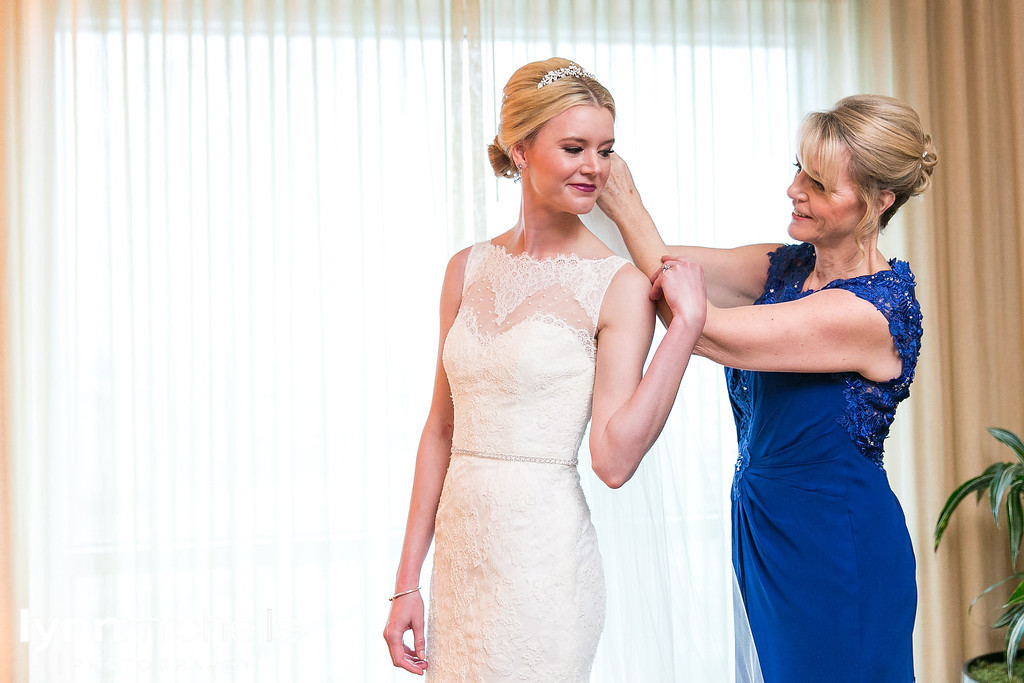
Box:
935;427;1024;682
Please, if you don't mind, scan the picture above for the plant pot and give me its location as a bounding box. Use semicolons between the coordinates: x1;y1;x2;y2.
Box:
963;651;1024;683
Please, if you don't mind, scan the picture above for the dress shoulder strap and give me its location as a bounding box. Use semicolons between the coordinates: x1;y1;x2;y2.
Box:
763;243;815;297
580;256;631;328
460;242;492;296
821;261;923;380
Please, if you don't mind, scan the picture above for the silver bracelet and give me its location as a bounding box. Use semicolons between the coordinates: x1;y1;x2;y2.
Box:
388;586;420;602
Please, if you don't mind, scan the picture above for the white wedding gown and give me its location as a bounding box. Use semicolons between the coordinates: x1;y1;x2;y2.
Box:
426;241;628;681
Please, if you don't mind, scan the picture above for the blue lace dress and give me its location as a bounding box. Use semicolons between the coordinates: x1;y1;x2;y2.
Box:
728;243;921;683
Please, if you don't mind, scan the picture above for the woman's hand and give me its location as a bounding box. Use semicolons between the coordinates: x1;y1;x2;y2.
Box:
383;591;428;675
650;255;707;331
596;153;643;223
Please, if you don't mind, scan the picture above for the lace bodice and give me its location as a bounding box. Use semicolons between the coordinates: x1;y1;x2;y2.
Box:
442;242;629;465
730;242;923;469
427;242;627;681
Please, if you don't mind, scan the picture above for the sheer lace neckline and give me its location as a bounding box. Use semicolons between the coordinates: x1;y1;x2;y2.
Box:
799;264;901;294
778;244;911;298
488;241;620;265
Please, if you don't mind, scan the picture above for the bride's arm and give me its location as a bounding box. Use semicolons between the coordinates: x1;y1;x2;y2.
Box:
588;260;706;488
597;154;778;313
383;248;468;675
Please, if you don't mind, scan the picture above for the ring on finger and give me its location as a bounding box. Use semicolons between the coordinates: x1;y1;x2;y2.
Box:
662;263;672;273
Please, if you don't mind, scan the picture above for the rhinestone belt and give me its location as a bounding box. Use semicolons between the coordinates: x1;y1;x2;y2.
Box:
451;447;577;467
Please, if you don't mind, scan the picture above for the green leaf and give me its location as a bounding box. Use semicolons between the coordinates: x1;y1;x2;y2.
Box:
990;463;1017;523
1011;486;1024;568
994;599;1024;629
1006;579;1024;608
990;427;1024;465
971;574;1024;616
949;428;1024;674
994;608;1021;629
1008;607;1024;677
935;467;1003;550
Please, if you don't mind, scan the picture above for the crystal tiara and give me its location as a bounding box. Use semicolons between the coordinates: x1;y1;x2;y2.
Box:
537;64;595;89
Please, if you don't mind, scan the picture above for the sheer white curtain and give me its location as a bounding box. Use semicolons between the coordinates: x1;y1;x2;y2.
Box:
3;1;886;681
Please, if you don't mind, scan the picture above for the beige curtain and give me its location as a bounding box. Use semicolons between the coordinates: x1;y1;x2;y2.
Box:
885;2;1024;681
1;0;16;681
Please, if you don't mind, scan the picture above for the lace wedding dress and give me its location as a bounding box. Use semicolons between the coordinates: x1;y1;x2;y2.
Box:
426;241;628;681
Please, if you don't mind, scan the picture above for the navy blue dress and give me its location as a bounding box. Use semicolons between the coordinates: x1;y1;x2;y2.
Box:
728;243;921;683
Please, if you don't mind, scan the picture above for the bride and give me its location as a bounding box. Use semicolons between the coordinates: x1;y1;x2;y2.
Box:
381;57;710;681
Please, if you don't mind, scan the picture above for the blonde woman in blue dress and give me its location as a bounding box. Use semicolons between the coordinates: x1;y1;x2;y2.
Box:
381;58;710;680
599;95;936;682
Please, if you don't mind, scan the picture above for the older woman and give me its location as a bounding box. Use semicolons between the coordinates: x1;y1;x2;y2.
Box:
598;95;937;683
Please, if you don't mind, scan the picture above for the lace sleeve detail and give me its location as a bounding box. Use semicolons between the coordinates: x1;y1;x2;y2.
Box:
460;242;490;296
822;261;923;382
823;261;924;468
757;243;815;304
586;257;630;325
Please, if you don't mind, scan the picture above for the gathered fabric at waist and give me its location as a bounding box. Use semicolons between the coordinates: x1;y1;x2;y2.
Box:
451;447;577;467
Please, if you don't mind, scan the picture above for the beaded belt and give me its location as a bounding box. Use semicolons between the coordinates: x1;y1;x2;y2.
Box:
451;447;577;467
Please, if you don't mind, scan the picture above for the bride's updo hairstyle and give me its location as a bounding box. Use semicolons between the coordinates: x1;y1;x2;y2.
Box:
796;94;938;244
488;58;614;180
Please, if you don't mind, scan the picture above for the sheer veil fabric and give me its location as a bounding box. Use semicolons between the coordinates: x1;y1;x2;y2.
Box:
734;574;765;683
582;215;763;682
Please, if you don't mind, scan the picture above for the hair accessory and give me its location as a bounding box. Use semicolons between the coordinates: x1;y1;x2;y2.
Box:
537;64;595;89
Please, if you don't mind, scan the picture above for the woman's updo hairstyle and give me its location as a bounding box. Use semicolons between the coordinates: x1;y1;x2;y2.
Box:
797;94;938;244
488;58;615;180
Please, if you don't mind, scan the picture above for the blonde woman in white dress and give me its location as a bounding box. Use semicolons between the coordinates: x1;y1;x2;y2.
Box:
382;58;707;681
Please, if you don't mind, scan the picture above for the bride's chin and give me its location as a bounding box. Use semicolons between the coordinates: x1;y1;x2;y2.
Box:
571;199;599;216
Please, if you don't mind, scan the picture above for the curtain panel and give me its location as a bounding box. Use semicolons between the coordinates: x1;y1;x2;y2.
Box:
1;2;17;680
886;2;1024;681
0;1;960;681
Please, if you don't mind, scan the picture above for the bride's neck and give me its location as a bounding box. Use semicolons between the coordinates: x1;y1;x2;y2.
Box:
510;204;585;258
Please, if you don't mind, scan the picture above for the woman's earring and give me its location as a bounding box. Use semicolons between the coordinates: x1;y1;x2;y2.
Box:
514;163;523;183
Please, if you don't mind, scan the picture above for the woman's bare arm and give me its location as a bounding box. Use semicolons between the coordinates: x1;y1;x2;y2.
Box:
597;154;779;312
588;260;707;488
696;288;902;382
383;248;469;675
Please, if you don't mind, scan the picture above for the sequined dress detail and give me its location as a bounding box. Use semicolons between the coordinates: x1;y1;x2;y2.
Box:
728;243;922;682
427;242;628;681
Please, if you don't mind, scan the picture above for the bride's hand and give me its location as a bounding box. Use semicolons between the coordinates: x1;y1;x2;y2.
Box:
383;592;428;675
650;256;708;331
596;153;642;223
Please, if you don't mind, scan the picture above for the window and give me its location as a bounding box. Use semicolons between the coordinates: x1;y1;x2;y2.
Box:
11;2;871;680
